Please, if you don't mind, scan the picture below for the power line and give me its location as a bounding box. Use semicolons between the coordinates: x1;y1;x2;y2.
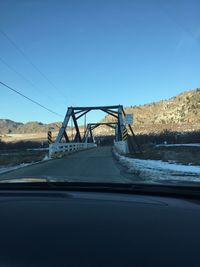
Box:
0;81;63;118
0;29;67;98
0;56;39;90
0;56;64;107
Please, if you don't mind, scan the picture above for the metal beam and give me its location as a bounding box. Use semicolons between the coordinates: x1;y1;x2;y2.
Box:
106;109;119;114
76;109;91;120
117;105;124;141
89;127;93;142
55;107;72;143
54;105;139;155
87;122;117;131
88;122;117;126
71;105;122;111
72;111;82;142
100;108;118;119
106;124;116;129
63;130;69;142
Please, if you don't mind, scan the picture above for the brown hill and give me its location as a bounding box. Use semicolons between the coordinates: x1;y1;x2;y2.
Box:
0;120;62;135
0;119;23;134
103;88;200;134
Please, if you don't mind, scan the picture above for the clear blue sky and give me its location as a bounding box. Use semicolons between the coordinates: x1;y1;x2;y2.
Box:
0;0;200;124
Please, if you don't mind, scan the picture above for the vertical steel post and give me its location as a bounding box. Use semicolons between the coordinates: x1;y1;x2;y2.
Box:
54;107;72;144
117;105;124;141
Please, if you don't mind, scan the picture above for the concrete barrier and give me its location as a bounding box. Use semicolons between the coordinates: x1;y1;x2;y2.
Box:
49;143;97;158
114;140;129;154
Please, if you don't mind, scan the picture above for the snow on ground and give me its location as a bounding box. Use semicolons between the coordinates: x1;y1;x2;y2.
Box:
155;143;200;148
26;148;49;151
114;151;200;183
0;155;50;175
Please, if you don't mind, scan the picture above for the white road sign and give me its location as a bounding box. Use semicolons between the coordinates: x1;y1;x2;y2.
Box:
125;114;133;125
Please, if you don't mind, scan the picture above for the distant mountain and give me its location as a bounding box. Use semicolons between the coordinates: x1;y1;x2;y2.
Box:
0;119;23;134
1;88;200;136
0;120;62;135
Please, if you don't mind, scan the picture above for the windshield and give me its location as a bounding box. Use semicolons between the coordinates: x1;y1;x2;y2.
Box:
0;0;200;187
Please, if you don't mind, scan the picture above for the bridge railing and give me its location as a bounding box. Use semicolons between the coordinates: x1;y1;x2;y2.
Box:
49;142;97;158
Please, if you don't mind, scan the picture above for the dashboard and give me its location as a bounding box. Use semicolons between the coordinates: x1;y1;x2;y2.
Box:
0;190;200;266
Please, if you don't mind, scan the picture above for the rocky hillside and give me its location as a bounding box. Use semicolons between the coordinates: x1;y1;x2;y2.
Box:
126;88;200;124
103;88;200;134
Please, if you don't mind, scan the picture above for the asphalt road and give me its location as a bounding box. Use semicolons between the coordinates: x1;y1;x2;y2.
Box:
0;146;135;183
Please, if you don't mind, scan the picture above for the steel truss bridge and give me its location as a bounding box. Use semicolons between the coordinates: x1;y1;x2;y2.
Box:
49;105;140;157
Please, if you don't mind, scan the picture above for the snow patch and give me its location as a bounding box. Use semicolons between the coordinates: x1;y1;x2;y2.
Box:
26;148;49;151
155;143;200;148
115;151;200;183
43;155;49;161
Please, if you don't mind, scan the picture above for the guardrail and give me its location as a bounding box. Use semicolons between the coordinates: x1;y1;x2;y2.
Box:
49;142;97;158
114;140;129;154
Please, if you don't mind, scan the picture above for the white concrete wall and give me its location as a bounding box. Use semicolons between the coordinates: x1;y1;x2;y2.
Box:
49;142;97;158
114;141;129;154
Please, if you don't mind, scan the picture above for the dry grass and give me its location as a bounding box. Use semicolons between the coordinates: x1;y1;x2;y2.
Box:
0;150;47;166
139;145;200;165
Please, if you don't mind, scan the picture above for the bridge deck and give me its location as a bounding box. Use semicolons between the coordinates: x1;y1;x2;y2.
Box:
0;147;135;183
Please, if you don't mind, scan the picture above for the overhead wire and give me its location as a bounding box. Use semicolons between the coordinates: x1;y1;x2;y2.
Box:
0;56;64;107
0;29;68;99
0;56;41;90
0;81;63;118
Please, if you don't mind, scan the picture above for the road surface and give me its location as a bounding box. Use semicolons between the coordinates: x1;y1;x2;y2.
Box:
0;147;137;183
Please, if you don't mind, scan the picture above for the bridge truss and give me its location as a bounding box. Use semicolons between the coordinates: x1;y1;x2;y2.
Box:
51;105;141;156
83;122;118;143
55;105;125;144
